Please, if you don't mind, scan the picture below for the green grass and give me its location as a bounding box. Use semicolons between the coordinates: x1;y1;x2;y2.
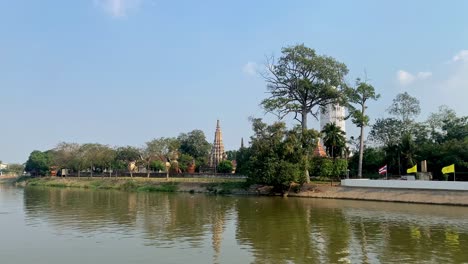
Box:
19;177;189;193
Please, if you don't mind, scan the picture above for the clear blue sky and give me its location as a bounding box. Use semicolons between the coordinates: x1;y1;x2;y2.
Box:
1;0;468;163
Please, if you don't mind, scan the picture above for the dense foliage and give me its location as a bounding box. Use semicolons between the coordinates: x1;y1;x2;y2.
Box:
217;160;233;173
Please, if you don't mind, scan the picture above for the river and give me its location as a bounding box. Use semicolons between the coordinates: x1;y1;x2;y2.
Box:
1;185;468;263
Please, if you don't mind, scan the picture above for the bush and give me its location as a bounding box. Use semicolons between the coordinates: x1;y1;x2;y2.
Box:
150;160;165;172
332;159;348;178
310;157;347;178
217;160;233;173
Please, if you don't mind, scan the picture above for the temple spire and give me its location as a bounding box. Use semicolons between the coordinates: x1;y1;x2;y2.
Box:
209;120;226;168
240;137;244;149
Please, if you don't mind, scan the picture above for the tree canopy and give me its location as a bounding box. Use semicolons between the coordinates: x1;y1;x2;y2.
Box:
261;44;348;130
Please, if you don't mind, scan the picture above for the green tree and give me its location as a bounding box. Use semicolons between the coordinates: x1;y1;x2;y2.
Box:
25;150;51;176
178;130;211;167
426;105;457;143
370;118;405;175
370;118;404;147
247;119;314;194
99;145;116;177
144;137;180;178
5;163;24;175
225;150;238;161
400;133;416;171
177;153;194;172
346;79;380;178
217;160;233;173
150;160;165;172
52;142;81;175
348;147;385;178
235;147;252;175
321;123;347;159
261;44;349;131
261;44;348;183
443;116;468;142
387;92;420;130
79;143;113;177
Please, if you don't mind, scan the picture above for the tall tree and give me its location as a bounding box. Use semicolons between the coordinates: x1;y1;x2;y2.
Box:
52;142;81;176
144;137;180;178
261;44;348;182
387;92;420;129
346;79;380;178
321;123;347;159
178;129;211;167
427;105;457;142
80;143;108;177
99;145;116;177
261;44;349;131
369;118;405;175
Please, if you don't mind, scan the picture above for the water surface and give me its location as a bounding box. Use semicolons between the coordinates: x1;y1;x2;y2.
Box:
1;185;468;263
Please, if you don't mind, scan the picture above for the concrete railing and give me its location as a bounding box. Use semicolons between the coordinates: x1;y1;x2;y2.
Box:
341;179;468;191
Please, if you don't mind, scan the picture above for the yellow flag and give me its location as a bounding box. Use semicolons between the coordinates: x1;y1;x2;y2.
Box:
407;164;417;174
442;164;455;174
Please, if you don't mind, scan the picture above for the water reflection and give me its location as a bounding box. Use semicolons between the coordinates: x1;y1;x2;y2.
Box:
21;187;468;264
23;187;236;253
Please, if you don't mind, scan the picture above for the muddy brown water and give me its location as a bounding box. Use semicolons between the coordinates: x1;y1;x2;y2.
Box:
1;185;468;263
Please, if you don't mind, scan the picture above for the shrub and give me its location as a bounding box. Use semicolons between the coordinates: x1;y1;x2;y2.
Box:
217;160;233;173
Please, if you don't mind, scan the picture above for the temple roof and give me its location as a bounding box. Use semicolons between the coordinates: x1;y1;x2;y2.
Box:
313;139;327;157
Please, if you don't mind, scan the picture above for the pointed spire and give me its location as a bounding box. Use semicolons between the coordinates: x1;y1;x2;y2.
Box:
313;138;327;157
240;137;244;149
209;120;226;168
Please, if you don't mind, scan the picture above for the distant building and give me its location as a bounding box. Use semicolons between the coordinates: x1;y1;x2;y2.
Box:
320;103;346;134
209;120;227;168
0;163;8;176
319;102;349;156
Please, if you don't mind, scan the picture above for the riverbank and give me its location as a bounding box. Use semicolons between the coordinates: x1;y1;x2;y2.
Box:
292;185;468;206
11;177;468;206
14;177;248;195
0;175;18;184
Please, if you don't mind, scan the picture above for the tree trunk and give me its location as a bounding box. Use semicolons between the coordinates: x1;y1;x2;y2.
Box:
301;110;308;132
78;170;81;178
301;109;310;183
398;151;401;176
358;105;365;178
358;126;365;178
147;163;150;178
90;164;93;178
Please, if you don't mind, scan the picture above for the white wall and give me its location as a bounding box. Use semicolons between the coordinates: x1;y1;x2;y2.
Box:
341;179;468;191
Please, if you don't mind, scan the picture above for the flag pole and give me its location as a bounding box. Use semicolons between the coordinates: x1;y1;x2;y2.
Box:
454;171;456;182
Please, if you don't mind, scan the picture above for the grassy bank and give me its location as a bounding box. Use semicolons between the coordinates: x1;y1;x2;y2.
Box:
11;176;468;206
15;176;248;194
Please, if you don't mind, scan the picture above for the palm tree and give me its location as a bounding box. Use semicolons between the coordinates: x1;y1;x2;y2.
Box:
321;123;347;158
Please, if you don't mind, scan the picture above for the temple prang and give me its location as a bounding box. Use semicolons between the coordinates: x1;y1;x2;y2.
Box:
209;120;227;169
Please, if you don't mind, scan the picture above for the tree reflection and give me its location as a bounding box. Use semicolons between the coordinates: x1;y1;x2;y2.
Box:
22;188;468;263
23;187;235;258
